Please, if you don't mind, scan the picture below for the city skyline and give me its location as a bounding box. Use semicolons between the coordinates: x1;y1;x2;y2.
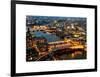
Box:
26;16;86;27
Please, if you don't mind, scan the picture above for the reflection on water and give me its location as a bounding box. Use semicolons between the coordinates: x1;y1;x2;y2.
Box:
34;31;61;42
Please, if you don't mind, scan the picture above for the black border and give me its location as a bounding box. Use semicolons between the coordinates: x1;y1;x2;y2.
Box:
11;0;97;76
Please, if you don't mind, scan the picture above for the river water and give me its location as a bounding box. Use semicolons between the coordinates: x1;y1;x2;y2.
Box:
33;31;61;42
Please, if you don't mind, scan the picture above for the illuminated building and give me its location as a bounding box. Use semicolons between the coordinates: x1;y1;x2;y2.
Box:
32;25;48;31
32;37;47;44
48;41;72;50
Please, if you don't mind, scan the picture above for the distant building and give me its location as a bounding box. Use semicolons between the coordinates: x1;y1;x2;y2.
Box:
32;25;48;31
